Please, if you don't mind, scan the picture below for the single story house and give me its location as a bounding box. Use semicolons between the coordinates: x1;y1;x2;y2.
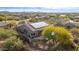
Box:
64;20;79;28
64;20;75;28
16;21;49;42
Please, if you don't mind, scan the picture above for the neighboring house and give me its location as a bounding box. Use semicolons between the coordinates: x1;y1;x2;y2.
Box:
16;21;49;42
65;20;75;28
65;20;79;28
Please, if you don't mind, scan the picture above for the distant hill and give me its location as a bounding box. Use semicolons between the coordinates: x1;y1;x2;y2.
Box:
0;7;79;13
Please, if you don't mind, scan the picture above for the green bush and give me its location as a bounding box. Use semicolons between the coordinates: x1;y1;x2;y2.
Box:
0;16;6;21
3;36;25;51
0;28;18;39
42;26;73;45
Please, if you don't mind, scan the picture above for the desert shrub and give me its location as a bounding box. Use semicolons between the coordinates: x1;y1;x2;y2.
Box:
7;20;18;28
70;28;79;45
70;28;79;38
42;26;75;45
29;19;38;22
3;36;25;51
8;20;17;24
18;20;25;24
0;16;6;21
0;28;18;40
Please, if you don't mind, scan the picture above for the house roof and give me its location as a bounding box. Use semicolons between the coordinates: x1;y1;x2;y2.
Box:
65;20;74;24
24;21;49;32
30;22;48;29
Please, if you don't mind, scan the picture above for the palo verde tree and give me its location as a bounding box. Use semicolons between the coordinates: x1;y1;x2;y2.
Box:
42;26;79;50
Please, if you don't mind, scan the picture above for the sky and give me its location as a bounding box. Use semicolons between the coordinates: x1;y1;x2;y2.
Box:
0;0;79;7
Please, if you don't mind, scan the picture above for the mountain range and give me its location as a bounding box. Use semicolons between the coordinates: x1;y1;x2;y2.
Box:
0;7;79;13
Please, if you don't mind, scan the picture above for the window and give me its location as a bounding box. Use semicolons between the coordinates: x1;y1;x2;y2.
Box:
31;33;35;36
30;33;35;38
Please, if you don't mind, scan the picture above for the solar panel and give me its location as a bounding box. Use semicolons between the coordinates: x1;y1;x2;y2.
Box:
30;22;48;29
